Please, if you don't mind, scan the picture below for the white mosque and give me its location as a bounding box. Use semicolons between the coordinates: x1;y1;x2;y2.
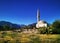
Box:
36;9;47;28
21;9;47;33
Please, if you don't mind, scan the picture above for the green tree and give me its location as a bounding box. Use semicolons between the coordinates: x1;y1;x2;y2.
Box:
38;27;47;34
2;24;11;31
52;20;60;34
0;26;3;31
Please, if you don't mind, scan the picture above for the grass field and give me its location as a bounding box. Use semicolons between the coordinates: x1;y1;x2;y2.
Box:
0;31;60;43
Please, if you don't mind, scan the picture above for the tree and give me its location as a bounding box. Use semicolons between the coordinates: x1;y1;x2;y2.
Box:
38;27;47;34
0;26;3;31
52;20;60;28
52;20;60;34
2;24;11;31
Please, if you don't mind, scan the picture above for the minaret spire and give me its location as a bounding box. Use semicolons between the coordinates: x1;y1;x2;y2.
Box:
37;9;40;22
36;8;47;28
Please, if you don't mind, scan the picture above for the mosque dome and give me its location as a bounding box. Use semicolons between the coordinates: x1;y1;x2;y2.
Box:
37;20;47;24
36;20;47;28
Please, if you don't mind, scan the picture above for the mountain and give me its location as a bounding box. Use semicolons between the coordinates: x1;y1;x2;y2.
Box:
0;21;21;29
0;21;37;30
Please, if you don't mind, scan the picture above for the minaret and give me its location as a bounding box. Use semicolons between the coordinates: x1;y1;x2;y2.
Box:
36;9;47;28
37;9;40;23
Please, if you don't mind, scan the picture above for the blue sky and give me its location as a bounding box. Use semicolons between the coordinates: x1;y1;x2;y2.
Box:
0;0;60;25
